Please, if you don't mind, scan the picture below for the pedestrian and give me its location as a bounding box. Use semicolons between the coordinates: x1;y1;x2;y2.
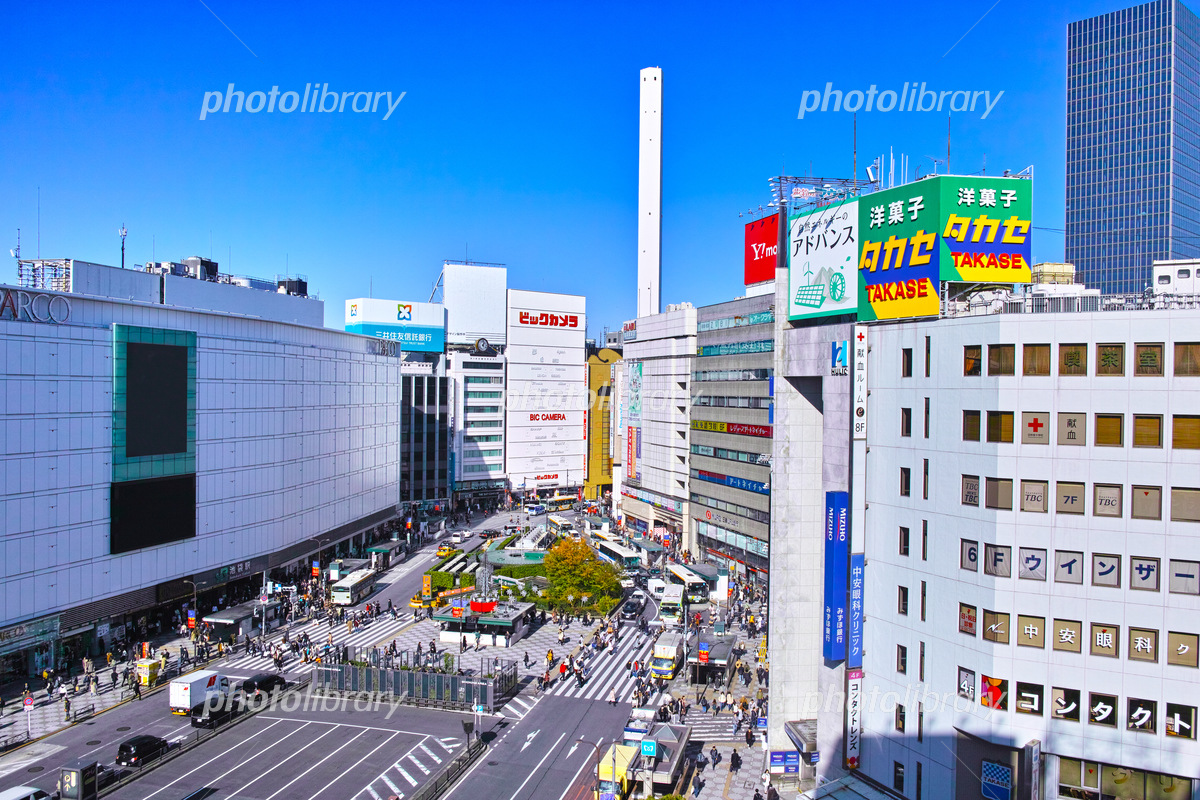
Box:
691;772;703;799
745;726;754;747
607;688;617;706
710;746;719;767
730;749;742;773
132;681;141;701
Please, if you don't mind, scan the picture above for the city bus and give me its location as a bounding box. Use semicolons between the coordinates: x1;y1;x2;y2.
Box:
666;564;708;605
657;585;684;627
546;495;575;512
548;515;574;536
331;569;377;606
595;540;640;571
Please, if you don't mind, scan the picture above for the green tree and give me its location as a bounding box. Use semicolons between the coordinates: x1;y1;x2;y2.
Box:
542;538;620;610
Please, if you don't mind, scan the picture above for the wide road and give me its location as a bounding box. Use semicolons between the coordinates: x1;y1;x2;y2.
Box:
446;695;629;800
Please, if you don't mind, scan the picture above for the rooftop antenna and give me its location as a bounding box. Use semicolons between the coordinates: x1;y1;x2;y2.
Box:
947;113;951;174
119;225;128;269
37;187;40;259
152;234;155;261
852;114;857;193
9;229;19;262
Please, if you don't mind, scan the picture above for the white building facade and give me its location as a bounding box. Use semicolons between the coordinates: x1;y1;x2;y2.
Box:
0;261;400;677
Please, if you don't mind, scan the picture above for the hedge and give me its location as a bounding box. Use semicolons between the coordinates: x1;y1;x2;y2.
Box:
495;564;546;579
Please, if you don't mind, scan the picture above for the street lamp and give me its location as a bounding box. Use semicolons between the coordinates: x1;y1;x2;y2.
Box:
576;738;602;799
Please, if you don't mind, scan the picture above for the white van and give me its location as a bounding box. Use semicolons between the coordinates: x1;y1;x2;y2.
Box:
647;578;667;598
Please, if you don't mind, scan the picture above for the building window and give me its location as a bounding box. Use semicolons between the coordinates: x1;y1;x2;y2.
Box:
985;478;1013;510
922;459;929;500
924;336;931;378
893;762;905;793
1059;343;1087;376
1132;485;1163;520
919;641;925;681
895;705;906;732
1021;480;1048;512
899;526;910;556
900;467;911;497
1135;343;1164;376
1056;482;1085;514
1095;414;1124;446
1133;415;1163;448
1174;416;1200;449
1023;343;1051;376
1169;560;1200;595
960;539;978;572
916;761;923;798
1171;488;1200;522
959;603;977;635
898;586;909;615
964;345;981;376
962;475;979;506
1096;343;1125;376
1093;484;1122;517
923;397;930;438
988;344;1015;375
922;520;928;561
901;407;912;437
902;348;913;377
986;411;1014;443
1057;411;1086;445
962;410;981;441
1175;342;1200;376
897;645;908;674
920;581;926;621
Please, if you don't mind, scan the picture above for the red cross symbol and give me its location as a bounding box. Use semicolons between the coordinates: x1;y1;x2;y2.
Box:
1027;417;1044;433
856;331;865;342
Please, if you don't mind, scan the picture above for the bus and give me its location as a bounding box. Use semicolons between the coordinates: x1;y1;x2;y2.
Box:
666;564;707;605
546;495;575;512
595;540;640;570
657;585;684;626
331;569;377;606
548;515;574;536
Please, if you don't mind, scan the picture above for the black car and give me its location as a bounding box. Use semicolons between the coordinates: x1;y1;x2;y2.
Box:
241;673;287;699
115;734;169;767
620;599;645;620
190;697;242;728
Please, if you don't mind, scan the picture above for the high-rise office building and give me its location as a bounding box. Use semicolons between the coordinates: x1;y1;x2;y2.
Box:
1066;0;1200;293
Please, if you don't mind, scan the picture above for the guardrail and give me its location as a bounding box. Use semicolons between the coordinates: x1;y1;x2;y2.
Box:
408;737;487;800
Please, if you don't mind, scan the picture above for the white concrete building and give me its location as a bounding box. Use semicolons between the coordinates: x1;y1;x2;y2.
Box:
0;260;400;677
618;305;696;542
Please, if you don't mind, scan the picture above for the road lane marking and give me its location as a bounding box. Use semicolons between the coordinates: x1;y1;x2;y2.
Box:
364;787;383;800
262;728;367;800
225;724;339;797
384;772;406;792
307;731;400;800
258;716;426;735
141;719;289;799
436;737;458;751
419;743;441;764
506;731;567;800
408;753;429;774
558;738;603;800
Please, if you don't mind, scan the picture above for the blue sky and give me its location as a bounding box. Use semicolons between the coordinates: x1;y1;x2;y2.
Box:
1;1;1127;332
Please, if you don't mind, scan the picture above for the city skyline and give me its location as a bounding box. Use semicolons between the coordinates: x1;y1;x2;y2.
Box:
0;0;1152;332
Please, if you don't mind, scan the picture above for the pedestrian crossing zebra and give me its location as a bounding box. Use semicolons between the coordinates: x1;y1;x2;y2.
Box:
219;613;419;676
536;631;658;704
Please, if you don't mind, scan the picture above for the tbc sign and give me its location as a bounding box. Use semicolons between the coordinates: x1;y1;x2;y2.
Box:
0;289;71;324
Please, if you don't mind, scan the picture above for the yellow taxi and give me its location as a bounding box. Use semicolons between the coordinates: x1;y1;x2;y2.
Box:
436;544;456;558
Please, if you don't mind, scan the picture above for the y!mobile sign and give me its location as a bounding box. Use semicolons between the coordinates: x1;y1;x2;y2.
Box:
744;214;779;285
822;491;849;661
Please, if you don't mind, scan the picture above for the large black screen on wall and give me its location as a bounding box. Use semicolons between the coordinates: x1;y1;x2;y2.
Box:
126;342;188;458
110;475;196;554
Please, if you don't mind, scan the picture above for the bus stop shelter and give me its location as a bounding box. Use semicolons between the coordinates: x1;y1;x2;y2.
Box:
202;598;282;640
366;540;407;571
629;537;665;567
433;601;537;648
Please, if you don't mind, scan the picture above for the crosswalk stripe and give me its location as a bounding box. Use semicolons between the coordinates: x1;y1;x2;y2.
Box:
437;738;458;751
408;754;429;775
419;744;441;764
364;785;383;800
382;773;403;793
394;765;418;787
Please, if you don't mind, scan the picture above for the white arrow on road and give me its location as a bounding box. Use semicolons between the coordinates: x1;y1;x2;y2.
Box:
521;729;541;752
566;742;579;758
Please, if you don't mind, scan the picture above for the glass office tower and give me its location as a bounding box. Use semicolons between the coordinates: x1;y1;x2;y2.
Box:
1066;0;1200;294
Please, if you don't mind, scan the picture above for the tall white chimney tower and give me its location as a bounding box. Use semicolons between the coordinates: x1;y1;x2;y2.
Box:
637;67;662;319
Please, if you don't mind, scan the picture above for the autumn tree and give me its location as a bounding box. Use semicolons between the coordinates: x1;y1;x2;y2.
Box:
542;537;620;611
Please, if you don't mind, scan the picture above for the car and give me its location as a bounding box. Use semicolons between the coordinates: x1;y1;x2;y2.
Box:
241;673;287;699
190;697;242;728
620;598;645;620
115;734;170;767
0;788;51;800
479;528;502;540
436;544;455;557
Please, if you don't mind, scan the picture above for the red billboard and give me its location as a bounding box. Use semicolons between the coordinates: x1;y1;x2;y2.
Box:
744;214;779;285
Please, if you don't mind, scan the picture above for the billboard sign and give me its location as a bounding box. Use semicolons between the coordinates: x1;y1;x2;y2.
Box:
856;176;1032;321
788;200;859;320
744;214;780;285
345;298;446;352
845;669;863;769
848;553;865;669
822;491;849;661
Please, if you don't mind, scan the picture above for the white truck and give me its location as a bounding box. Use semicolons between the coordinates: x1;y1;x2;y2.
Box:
169;670;231;715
